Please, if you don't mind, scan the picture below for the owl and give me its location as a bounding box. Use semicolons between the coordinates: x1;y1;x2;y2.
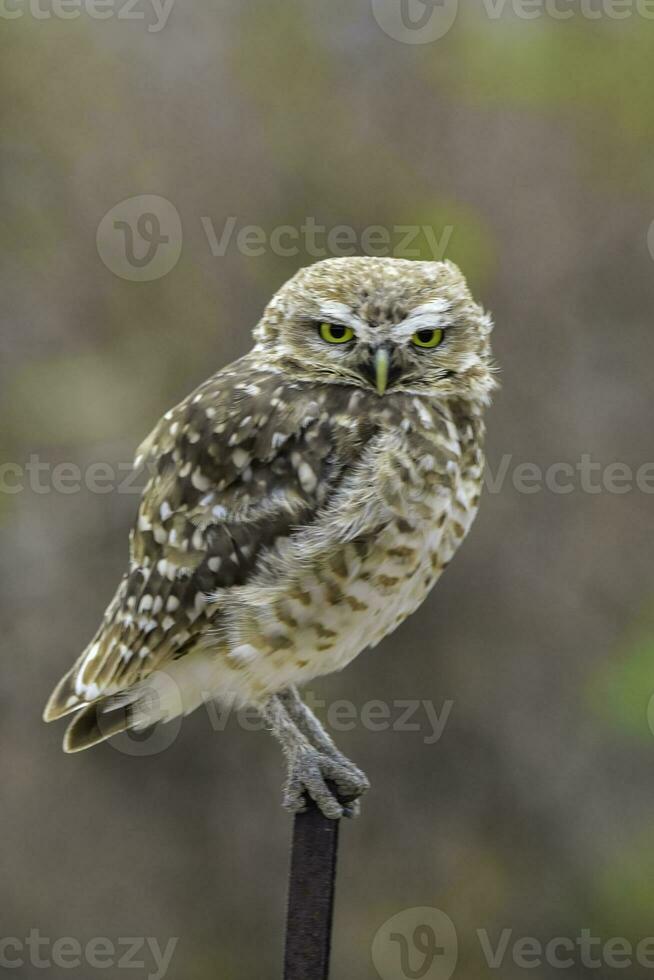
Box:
44;256;496;819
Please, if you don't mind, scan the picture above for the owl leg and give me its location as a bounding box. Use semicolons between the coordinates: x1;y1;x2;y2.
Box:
262;695;368;820
278;686;369;819
278;685;341;752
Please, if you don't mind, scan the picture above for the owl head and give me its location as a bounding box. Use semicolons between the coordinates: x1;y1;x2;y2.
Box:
253;257;496;403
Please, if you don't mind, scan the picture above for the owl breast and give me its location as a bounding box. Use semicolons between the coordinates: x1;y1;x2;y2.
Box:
288;473;480;683
208;397;484;703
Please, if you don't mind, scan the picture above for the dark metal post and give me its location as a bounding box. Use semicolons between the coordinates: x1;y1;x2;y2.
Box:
283;800;340;980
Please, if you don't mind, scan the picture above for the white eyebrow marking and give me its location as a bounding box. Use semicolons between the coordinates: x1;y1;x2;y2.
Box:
407;299;452;318
315;301;365;332
395;300;454;339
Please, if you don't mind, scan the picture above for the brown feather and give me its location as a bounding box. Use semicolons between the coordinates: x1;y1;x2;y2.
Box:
63;700;131;753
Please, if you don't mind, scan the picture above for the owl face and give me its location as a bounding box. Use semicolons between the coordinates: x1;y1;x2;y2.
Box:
254;257;495;402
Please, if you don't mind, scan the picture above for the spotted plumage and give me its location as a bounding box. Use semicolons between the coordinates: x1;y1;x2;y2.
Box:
44;256;496;817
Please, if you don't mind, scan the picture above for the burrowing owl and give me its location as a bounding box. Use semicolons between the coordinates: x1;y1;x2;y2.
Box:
44;256;496;819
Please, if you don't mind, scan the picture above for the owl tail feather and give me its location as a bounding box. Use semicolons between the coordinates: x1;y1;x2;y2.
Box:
63;700;131;753
42;667;83;722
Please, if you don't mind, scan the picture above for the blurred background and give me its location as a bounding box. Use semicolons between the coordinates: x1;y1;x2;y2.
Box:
2;2;654;977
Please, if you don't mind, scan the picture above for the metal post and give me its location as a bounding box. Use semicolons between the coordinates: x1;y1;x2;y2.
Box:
283;797;340;980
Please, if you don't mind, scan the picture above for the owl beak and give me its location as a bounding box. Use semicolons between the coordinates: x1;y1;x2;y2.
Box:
374;347;390;396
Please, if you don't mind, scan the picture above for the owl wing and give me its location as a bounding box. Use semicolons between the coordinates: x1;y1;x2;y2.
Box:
44;354;378;720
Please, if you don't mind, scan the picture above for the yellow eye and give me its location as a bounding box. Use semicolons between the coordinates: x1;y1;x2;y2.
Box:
319;322;355;344
411;328;444;349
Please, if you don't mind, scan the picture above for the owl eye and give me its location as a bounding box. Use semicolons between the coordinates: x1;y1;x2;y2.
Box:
318;322;355;344
411;328;444;349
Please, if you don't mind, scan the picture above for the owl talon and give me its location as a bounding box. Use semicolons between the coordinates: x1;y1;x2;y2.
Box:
341;798;361;820
282;747;369;820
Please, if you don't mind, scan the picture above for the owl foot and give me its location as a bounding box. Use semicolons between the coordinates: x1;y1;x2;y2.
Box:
264;691;369;819
282;745;370;820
